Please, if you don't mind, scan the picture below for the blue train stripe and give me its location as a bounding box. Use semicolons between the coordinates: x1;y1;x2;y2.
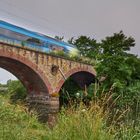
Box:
0;20;75;49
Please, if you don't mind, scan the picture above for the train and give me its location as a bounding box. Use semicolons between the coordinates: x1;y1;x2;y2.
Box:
0;20;79;57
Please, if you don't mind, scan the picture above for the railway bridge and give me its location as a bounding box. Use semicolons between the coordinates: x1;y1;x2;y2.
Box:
0;42;96;124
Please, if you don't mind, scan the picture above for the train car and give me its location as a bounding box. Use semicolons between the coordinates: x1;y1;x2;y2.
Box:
0;20;79;57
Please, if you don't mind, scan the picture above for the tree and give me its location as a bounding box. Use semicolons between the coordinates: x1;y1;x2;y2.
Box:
55;36;64;41
100;31;135;56
57;32;140;110
73;36;100;60
71;31;140;110
93;31;140;110
96;31;136;89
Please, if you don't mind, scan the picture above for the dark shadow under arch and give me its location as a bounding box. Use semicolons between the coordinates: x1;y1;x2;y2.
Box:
70;71;96;89
59;71;96;107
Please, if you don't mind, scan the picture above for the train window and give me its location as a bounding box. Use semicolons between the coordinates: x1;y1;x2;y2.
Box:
26;37;42;45
48;43;64;51
0;27;29;41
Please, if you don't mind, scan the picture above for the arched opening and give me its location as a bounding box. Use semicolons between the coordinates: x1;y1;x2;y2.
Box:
0;56;49;97
59;71;96;107
0;68;27;103
0;68;17;84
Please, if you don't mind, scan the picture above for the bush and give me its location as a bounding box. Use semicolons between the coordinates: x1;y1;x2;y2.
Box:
6;80;27;104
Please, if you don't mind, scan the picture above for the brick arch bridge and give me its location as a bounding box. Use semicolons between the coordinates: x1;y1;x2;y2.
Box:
0;42;96;123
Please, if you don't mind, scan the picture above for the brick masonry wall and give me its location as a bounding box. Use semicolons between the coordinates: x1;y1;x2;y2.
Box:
27;94;59;124
0;43;96;95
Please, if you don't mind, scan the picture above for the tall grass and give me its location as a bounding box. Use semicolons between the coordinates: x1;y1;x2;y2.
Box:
0;95;48;140
46;103;113;140
0;93;140;140
46;91;140;140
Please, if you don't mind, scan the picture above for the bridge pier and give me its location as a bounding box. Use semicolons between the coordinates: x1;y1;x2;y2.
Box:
27;95;59;126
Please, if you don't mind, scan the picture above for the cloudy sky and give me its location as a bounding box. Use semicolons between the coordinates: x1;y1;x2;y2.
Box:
0;0;140;83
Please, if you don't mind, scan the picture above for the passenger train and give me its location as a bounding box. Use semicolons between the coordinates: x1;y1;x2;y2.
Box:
0;20;79;57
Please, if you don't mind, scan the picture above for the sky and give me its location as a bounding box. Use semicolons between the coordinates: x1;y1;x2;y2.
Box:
0;0;140;84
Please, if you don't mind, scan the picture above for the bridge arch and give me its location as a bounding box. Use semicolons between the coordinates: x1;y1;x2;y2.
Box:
55;67;96;93
0;50;52;95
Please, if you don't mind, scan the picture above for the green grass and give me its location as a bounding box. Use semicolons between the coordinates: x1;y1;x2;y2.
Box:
0;95;48;140
0;95;139;140
46;104;113;140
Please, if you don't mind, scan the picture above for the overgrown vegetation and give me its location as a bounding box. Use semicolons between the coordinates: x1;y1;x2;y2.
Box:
2;80;27;104
0;95;47;140
58;31;140;139
60;31;140;114
0;91;139;140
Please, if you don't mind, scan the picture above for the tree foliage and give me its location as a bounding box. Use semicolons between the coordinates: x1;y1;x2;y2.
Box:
73;36;100;59
97;31;135;87
7;80;27;103
69;31;140;110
